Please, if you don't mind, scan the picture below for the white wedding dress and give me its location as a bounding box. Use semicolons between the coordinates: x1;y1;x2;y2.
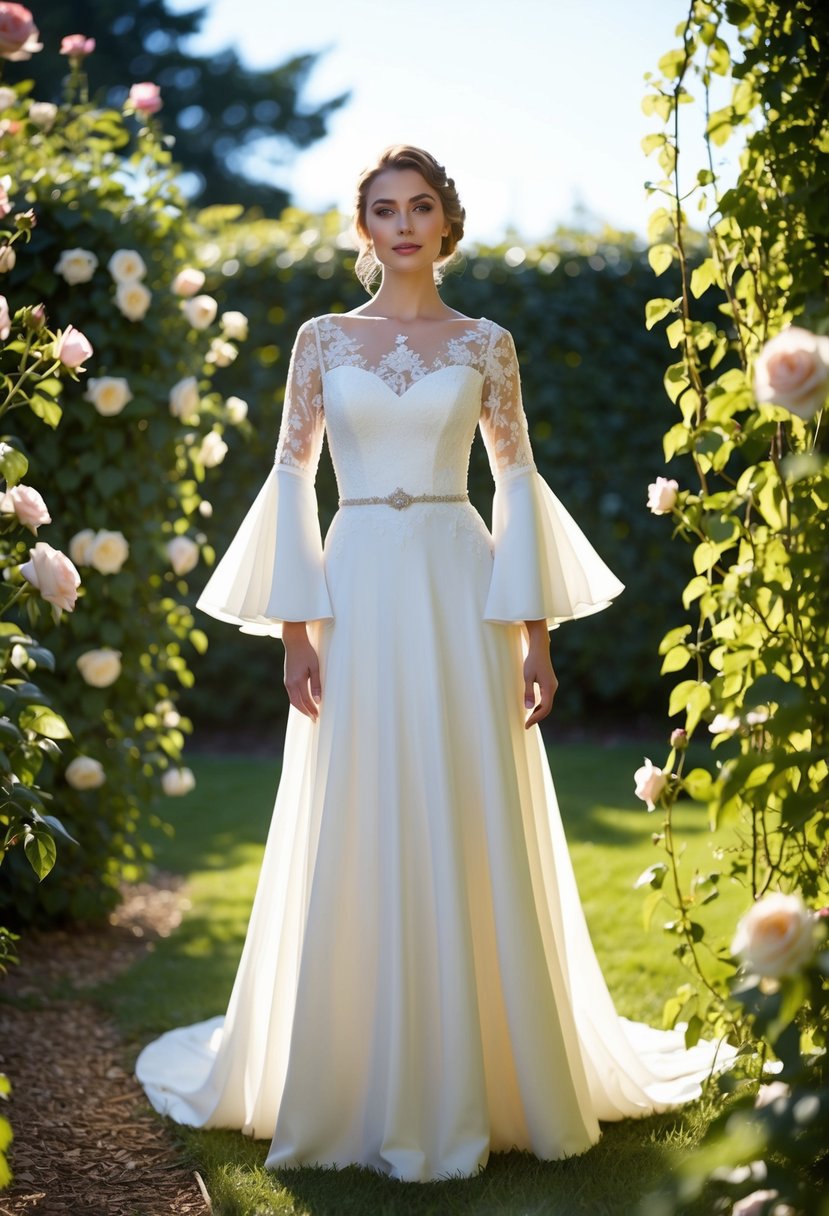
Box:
135;314;733;1182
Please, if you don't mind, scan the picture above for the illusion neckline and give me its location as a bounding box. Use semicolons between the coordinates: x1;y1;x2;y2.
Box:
321;312;489;330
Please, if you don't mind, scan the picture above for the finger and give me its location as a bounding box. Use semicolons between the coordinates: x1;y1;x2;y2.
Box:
285;676;317;721
295;675;319;721
309;660;322;705
523;673;536;710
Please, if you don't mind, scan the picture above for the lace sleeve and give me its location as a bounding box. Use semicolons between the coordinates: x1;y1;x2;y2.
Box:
274;319;325;476
479;323;536;480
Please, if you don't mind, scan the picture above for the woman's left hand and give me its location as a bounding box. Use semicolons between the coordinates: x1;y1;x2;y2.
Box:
523;621;558;729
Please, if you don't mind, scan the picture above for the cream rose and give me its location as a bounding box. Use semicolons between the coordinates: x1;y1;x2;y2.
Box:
0;483;51;533
220;310;248;341
166;535;199;576
108;248;146;282
225;395;248;424
198;431;228;468
754;326;829;421
0;174;11;219
115;280;152;322
54;324;93;369
76;647;122;688
54;247;98;285
0;293;10;340
633;757;667;812
171;267;205;297
0;86;16;110
84;376;132;417
0;244;17;273
161;767;195;796
68;528;95;566
198;499;213;518
731;891;817;978
65;756;105;790
647;477;678;515
206;338;237;367
182;294;218;330
19;542;80;613
88;529;129;575
168;375;200;420
28;100;57;130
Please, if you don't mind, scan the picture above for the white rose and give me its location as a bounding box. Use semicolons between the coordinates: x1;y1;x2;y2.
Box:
69;528;96;566
745;706;770;726
633;757;667;812
754;1081;790;1110
206;338;237;367
28;100;57;130
0;245;16;273
166;535;199;576
76;647;122;687
19;542;80;613
161;767;195;796
220;310;248;341
0;484;51;533
168;375;200;420
108;249;147;282
65;756;105;790
0;87;17;111
198;431;228;468
647;477;679;515
225;395;248;424
733;1192;791;1216
115;280;152;322
84;376;133;417
709;713;740;735
54;247;98;285
198;500;213;518
182;294;217;330
731;891;817;978
754;326;829;421
171;267;205;297
88;529;129;575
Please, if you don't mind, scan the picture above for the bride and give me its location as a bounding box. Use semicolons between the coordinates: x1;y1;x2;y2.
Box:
135;143;734;1183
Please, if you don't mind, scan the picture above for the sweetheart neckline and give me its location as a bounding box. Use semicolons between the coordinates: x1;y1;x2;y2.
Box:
322;362;483;401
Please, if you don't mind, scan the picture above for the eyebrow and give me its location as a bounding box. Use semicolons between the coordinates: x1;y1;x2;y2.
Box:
370;193;436;205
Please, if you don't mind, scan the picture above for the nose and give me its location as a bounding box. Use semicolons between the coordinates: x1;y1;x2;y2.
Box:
398;214;413;234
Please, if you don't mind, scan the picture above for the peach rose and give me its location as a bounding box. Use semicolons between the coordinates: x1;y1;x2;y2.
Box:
108;248;146;282
88;529;129;575
0;483;51;533
84;377;132;417
54;247;98;285
115;280;151;321
54;325;93;369
0;4;42;61
171;267;205;297
19;542;80;613
754;326;829;421
168;375;200;421
68;528;96;566
65;755;105;790
76;648;122;688
731;891;817;978
647;477;678;515
128;82;162;115
198;431;228;468
182;294;217;330
166;535;199;576
0;292;10;340
634;757;667;812
161;767;195;796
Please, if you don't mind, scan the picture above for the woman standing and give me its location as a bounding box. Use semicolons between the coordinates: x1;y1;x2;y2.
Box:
136;144;732;1182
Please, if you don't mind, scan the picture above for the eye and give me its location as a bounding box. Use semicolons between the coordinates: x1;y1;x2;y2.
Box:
373;207;393;216
415;204;433;212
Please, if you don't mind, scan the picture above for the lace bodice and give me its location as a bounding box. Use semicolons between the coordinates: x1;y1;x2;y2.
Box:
274;314;535;498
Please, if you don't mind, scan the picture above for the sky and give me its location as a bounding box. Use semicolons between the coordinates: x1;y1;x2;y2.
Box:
169;0;739;246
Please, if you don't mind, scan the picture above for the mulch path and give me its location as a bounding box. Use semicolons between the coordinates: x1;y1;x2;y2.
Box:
0;876;212;1216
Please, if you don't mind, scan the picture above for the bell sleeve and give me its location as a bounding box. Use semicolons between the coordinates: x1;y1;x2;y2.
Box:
479;322;625;630
195;318;333;638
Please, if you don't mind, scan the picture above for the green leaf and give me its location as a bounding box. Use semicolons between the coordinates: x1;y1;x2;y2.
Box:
23;825;56;881
645;297;676;329
661;644;693;674
0;441;28;487
635;862;669;890
17;705;72;740
684;1014;704;1047
648;244;674;276
690;259;717;298
27;395;63;429
642;887;666;930
683;767;714;801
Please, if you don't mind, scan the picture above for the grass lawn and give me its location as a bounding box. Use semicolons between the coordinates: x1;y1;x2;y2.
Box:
99;739;748;1215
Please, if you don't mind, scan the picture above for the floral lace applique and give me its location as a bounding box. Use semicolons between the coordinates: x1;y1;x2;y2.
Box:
479;326;535;479
274;321;325;474
375;335;430;395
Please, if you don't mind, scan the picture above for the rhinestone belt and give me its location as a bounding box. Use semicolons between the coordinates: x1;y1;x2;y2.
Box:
339;486;469;511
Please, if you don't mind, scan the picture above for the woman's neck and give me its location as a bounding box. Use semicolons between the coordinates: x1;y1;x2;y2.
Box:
361;272;454;323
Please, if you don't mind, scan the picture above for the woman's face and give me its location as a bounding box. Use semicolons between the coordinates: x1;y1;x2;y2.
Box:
363;167;449;273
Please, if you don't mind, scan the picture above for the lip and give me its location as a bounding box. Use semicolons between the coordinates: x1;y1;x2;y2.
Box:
392;244;421;253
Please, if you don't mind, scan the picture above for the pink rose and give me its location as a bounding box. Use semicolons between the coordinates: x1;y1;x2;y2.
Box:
634;757;667;812
0;292;9;340
19;542;80;614
0;483;51;533
731;891;817;978
128;82;162;115
0;3;41;61
59;33;95;58
54;324;93;370
647;477;679;515
754;326;829;421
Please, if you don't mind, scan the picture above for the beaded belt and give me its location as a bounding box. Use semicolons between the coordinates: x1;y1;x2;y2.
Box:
339;486;469;511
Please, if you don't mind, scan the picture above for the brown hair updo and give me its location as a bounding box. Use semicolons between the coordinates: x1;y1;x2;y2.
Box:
351;144;466;293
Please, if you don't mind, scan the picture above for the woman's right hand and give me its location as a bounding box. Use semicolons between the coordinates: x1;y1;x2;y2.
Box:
282;622;322;721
